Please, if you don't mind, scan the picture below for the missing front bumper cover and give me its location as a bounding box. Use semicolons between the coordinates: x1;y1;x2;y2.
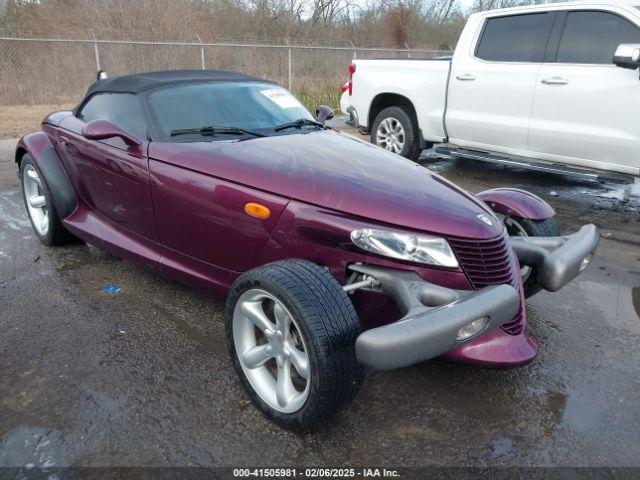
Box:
510;224;599;292
347;264;520;370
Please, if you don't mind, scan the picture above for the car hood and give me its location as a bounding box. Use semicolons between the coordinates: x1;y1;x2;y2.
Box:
148;130;503;239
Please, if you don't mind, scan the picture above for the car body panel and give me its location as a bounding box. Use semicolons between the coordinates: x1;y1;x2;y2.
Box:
149;159;289;272
477;187;556;220
57;115;159;241
16;131;78;218
148;130;504;240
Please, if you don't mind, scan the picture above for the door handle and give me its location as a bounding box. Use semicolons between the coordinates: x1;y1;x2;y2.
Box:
541;77;568;85
456;73;476;81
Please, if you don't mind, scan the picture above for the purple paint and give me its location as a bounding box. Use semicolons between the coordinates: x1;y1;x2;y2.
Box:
17;108;558;369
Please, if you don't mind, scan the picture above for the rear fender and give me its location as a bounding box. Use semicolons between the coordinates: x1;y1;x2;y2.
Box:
477;188;554;221
16;132;78;219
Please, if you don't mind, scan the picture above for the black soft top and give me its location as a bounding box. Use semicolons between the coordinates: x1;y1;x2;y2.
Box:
73;70;271;115
84;70;263;95
75;70;266;113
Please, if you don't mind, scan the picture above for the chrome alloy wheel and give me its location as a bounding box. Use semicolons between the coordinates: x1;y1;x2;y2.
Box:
233;289;310;413
376;117;405;154
23;164;49;236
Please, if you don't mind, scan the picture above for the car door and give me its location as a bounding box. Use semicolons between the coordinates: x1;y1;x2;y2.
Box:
528;8;640;175
446;11;556;153
58;93;159;241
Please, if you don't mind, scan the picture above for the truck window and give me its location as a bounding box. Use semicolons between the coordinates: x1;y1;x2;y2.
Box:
556;11;640;64
475;13;554;62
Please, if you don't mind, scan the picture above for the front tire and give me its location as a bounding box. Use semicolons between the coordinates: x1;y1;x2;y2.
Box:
505;216;560;298
371;106;421;160
20;154;74;246
225;259;363;431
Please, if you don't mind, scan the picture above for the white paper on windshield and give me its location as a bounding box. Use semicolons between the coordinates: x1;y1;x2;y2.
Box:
260;89;302;109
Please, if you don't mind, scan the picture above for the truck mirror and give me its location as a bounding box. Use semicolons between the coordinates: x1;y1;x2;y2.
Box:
613;43;640;69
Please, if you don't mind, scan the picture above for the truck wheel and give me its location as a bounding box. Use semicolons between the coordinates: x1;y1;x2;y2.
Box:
20;154;75;246
371;106;421;160
225;259;363;431
504;216;560;298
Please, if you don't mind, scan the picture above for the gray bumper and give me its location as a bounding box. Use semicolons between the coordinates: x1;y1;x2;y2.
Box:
348;264;520;370
510;224;599;292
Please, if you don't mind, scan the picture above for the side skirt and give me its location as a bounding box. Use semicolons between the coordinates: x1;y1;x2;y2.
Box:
62;204;235;297
435;145;636;184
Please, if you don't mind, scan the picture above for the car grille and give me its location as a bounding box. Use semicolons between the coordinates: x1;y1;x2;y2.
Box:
448;230;524;335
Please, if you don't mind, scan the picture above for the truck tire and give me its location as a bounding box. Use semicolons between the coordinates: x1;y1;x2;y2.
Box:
20;154;75;246
505;216;560;298
225;259;363;431
371;106;421;160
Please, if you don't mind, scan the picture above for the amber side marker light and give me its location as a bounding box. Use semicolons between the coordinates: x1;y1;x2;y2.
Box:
244;202;271;219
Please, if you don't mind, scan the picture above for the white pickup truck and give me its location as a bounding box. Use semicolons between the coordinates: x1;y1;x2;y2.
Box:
342;0;640;180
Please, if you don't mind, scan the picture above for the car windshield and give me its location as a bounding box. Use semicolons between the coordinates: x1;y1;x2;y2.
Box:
147;81;316;140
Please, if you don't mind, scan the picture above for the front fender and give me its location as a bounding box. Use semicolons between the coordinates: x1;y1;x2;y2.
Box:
477;188;554;221
16;132;78;219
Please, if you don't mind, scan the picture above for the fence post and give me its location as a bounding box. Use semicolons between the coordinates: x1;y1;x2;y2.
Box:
93;41;101;71
196;34;205;70
287;46;292;91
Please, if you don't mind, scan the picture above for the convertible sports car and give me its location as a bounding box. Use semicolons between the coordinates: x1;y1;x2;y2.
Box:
16;70;599;430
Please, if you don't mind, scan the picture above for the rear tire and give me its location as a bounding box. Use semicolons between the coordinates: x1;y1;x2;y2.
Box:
20;154;75;246
505;216;560;298
371;106;421;161
225;259;363;431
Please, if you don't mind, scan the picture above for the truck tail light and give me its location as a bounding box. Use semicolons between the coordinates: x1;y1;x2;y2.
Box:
348;64;355;96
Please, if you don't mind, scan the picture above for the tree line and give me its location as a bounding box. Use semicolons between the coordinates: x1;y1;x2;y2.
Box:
0;0;545;49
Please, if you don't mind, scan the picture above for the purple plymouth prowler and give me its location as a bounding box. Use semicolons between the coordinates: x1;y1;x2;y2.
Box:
16;70;599;430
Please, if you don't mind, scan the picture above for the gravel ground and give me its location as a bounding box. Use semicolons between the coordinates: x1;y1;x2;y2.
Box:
0;125;639;473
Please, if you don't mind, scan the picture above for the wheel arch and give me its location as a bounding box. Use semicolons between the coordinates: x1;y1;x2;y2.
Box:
368;93;418;130
477;187;555;221
17;132;78;219
368;93;430;149
15;146;28;167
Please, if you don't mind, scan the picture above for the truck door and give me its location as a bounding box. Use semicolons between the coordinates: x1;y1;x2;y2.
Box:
446;12;555;153
528;8;640;175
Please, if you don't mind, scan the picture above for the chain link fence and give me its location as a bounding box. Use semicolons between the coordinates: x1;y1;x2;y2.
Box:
0;37;450;108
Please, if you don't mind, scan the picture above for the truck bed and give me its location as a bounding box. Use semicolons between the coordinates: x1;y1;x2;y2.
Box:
349;58;451;142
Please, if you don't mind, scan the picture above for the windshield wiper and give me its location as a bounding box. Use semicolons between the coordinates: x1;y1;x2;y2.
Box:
170;125;266;138
274;118;326;132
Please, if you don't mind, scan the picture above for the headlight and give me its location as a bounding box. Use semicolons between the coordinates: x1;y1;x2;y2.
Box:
350;228;458;268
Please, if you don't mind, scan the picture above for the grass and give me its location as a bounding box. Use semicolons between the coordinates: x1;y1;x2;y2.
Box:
294;83;342;113
0;103;76;139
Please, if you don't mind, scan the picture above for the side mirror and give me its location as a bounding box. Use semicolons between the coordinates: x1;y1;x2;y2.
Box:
82;119;141;146
315;105;334;125
613;43;640;69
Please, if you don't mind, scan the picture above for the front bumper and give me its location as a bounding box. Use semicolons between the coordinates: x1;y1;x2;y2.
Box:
349;264;520;370
348;224;599;371
510;224;599;292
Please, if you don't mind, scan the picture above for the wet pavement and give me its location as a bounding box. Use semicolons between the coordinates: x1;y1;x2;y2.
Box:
0;131;639;469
